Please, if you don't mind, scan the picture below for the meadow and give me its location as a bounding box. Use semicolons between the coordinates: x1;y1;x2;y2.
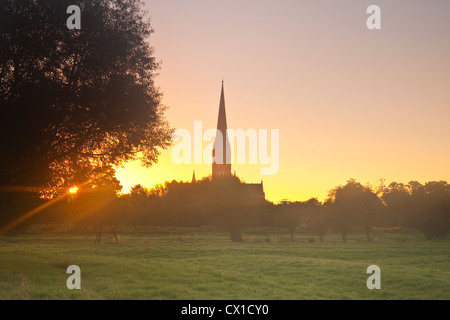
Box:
0;227;449;300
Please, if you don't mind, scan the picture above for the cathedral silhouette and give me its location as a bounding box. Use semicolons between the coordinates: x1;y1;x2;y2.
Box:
209;81;265;200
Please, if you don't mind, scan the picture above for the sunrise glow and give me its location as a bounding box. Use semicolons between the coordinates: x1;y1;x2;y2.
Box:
69;187;79;195
111;1;450;203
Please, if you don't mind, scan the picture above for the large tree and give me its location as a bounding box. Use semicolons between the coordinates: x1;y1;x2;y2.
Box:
381;182;412;227
0;0;172;193
201;176;262;242
407;181;450;239
276;198;322;241
327;179;382;242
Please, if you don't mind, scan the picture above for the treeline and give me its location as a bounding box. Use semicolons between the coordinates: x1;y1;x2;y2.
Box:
1;178;449;242
276;179;450;242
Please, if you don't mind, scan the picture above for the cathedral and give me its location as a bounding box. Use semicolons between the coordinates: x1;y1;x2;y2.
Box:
210;81;265;200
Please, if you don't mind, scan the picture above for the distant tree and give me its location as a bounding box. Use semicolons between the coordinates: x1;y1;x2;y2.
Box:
0;0;172;192
301;198;322;227
276;200;300;241
202;176;262;242
162;180;208;227
124;184;152;225
408;181;450;239
257;201;276;227
310;201;328;243
119;183;169;226
68;179;122;243
422;202;450;239
381;182;412;227
130;184;151;199
327;179;382;242
276;198;322;241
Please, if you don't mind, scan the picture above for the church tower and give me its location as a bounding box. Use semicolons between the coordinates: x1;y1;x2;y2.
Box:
212;81;232;179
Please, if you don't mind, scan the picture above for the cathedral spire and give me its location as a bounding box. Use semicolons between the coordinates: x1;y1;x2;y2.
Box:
212;80;231;179
217;80;227;131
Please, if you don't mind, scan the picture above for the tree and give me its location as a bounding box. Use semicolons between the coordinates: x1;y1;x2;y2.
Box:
161;179;208;227
381;182;411;227
309;201;328;243
68;181;123;243
408;181;450;239
327;179;382;242
0;0;172;192
202;176;262;242
276;198;322;241
276;200;301;241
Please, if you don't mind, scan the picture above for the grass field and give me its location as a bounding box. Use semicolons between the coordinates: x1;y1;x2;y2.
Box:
0;228;449;300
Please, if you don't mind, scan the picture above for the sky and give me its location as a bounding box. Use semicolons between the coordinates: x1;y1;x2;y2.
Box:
115;0;450;203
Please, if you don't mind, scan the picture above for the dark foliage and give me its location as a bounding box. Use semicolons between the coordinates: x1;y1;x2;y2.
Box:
0;0;172;191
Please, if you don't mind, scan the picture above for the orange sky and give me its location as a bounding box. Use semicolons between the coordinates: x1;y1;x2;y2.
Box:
116;1;450;203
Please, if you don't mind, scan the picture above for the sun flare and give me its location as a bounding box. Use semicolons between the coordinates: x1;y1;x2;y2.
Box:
69;187;79;195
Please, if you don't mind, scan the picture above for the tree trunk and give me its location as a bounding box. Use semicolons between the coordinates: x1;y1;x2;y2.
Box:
110;224;118;243
320;235;324;243
366;230;372;243
229;227;243;242
365;221;372;243
95;231;102;243
94;226;102;244
341;232;347;243
290;230;294;242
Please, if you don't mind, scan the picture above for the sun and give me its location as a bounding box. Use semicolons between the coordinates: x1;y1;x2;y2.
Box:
69;187;79;195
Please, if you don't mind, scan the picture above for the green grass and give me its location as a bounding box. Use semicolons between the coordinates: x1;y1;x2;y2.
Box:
0;228;449;299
